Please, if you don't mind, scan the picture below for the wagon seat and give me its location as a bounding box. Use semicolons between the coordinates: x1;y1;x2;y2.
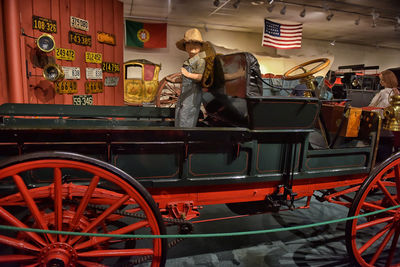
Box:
202;52;320;135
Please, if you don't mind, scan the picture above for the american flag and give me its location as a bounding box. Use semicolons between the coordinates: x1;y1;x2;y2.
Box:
262;19;303;49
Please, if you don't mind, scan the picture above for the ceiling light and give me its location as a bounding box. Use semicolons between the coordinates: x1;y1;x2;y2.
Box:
396;16;400;25
355;17;360;25
330;40;336;46
268;0;274;4
233;0;240;9
300;8;306;18
213;0;220;7
280;5;286;15
326;12;334;21
267;4;274;12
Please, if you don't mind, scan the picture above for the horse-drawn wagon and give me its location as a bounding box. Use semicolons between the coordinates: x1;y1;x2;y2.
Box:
0;54;398;267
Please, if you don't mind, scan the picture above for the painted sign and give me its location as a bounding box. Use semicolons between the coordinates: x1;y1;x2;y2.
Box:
85;52;102;64
55;48;75;61
62;66;80;80
85;81;103;94
102;62;120;73
32;15;57;33
70;16;89;31
97;31;116;45
68;31;91;46
104;76;119;87
86;68;103;80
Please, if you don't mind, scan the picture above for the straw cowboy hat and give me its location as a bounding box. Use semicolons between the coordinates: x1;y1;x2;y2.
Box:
176;28;205;51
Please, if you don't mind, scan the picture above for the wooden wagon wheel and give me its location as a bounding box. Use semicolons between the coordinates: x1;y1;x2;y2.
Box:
346;152;400;267
0;151;167;266
155;72;182;108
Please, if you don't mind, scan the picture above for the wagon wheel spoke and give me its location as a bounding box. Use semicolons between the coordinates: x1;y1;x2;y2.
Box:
53;167;63;239
0;234;40;252
69;175;100;232
74;220;149;250
0;206;46;246
369;225;397;265
12;174;54;243
385;227;400;266
377;180;399;206
69;194;130;245
78;248;154;257
358;223;392;254
0;254;37;263
395;165;400;202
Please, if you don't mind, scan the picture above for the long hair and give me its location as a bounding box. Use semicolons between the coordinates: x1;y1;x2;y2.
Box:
381;69;398;88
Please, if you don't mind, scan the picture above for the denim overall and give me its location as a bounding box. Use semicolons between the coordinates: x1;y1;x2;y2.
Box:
175;58;204;127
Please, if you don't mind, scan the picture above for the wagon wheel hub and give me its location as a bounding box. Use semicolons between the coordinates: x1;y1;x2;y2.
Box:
40;242;77;267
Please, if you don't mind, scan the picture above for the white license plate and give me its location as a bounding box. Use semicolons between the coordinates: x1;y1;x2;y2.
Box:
104;76;119;87
62;66;80;79
70;16;89;31
86;68;103;80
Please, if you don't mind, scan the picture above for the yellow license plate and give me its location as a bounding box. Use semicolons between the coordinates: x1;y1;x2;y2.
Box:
85;81;103;94
68;31;92;46
55;81;77;94
85;52;102;64
55;48;75;61
102;62;120;73
32;15;57;33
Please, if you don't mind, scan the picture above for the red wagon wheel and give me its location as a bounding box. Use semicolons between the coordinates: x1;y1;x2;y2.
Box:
0;151;167;266
155;72;182;108
346;153;400;267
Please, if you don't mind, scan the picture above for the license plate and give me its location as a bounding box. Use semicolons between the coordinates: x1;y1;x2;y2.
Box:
102;62;120;73
104;76;119;87
86;68;102;80
56;48;75;61
85;81;103;94
32;15;57;33
68;31;91;46
55;81;77;94
62;66;80;79
85;52;102;64
73;95;93;105
70;16;89;31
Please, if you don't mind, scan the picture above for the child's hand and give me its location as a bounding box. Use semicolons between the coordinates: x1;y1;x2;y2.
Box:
181;67;189;77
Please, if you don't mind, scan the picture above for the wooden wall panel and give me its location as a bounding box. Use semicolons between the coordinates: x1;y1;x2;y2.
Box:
0;0;124;106
0;1;8;103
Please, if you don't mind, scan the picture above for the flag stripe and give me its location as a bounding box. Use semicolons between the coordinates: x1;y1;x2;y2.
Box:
262;19;303;49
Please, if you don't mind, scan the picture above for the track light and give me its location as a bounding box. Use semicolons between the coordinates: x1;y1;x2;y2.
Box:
355;17;360;25
213;0;220;7
233;0;240;9
251;1;264;5
267;4;274;12
300;8;306;18
280;5;286;15
396;16;400;25
268;0;274;4
330;40;335;46
326;12;334;21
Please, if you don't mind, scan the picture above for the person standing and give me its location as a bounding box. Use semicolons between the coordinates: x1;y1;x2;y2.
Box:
369;68;400;161
369;69;399;108
175;28;206;127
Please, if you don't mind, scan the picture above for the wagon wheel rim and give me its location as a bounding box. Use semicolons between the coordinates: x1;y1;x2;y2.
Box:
155;72;181;108
346;154;400;267
0;152;166;266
